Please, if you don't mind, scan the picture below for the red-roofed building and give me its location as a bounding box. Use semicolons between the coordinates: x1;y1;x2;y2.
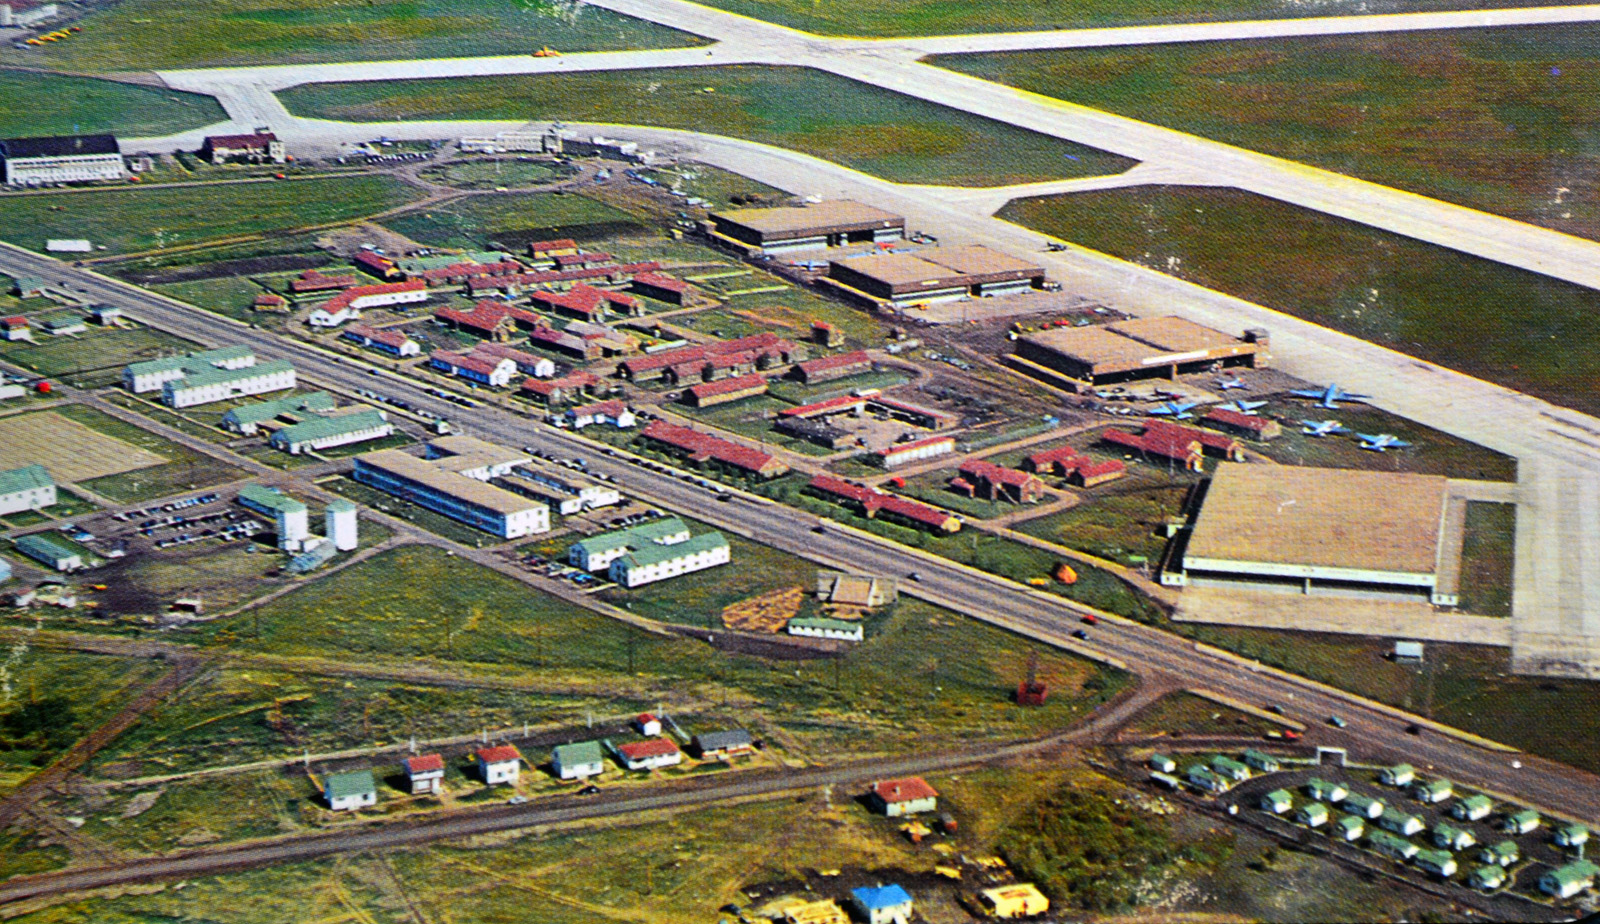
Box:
686;375;768;407
252;293;289;312
631;271;690;304
476;745;522;785
1025;445;1087;475
530;283;639;321
201;132;285;164
290;270;358;294
874;435;956;470
618;332;806;383
1070;458;1127;487
553;251;614;268
0;316;28;342
353;250;399;280
957;460;1046;503
871;395;956;430
527;238;578;259
1146;419;1246;460
1201;406;1282;441
564;398;635;429
435;302;516;342
614;737;683;771
868;777;939;816
791;350;872;384
1102;426;1204;472
342;323;420;357
403;753;445;794
413;259;523;287
641;420;789;478
781;394;869;420
311;279;428;327
807;474;960;533
472;341;556;377
635;714;662;736
520;370;601;405
526;324;599;360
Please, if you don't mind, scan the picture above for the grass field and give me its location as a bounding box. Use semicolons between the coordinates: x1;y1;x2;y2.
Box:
1250;402;1518;482
938;23;1600;241
149;275;272;324
1016;483;1189;564
0;71;223;139
0;0;704;72
53;404;246;502
1001;185;1600;417
0;325;197;389
0;408;167;482
599;522;819;626
1123;690;1280;738
0;175;423;255
418;158;567;190
1457;502;1515;618
380;191;640;251
671;395;837;457
691;0;1568;36
280;66;1134;186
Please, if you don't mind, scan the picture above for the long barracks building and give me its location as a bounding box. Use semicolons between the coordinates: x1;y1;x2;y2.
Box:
1;134;124;186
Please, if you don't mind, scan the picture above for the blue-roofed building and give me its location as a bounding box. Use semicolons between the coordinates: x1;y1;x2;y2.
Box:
849;884;913;924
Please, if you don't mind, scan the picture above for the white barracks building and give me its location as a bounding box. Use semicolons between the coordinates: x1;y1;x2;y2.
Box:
123;345;296;408
1;134;125;186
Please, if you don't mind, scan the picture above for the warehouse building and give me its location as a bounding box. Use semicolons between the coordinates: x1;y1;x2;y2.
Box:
827;245;1045;308
124;344;256;394
222;391;338;435
1170;463;1457;604
685;376;767;407
639;420;789;478
1;134;124;186
791;350;873;384
707;200;904;255
428;350;517;388
268;408;394;455
0;464;55;516
342;324;420;357
1012;316;1268;389
14;533;81;571
874;435;955;469
354;438;549;538
162;359;295;408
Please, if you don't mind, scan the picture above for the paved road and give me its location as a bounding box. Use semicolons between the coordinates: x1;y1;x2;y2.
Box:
3;244;1596;834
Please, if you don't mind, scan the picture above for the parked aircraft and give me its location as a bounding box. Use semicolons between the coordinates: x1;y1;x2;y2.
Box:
1147;401;1200;419
1357;433;1411;452
1290;383;1372;409
1216;377;1247;390
1219;400;1268;415
1301;420;1347;437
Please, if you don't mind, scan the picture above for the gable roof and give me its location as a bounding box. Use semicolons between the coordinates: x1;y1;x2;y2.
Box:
851;884;912;910
617;738;680;760
871;777;938;803
0;463;54;496
553;740;604;765
405;753;445;774
477;744;522;764
323;769;376;800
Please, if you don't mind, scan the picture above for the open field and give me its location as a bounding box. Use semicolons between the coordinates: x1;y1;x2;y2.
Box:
280;66;1135;186
380;190;640;251
0;71;223;139
0;175;424;255
52;404;246;502
694;0;1574;35
671;395;838;457
148;275;273;325
0;409;167;482
1457;501;1515;618
1121;690;1281;739
0;0;704;72
0;325;198;389
418;157;568;190
1247;401;1518;482
940;23;1600;241
1001;185;1600;417
1016;482;1188;565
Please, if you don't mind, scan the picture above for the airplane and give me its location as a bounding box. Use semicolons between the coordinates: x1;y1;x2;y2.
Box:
1216;377;1247;390
1290;383;1373;409
1147;400;1201;419
1301;419;1347;437
1219;399;1268;415
1357;433;1412;452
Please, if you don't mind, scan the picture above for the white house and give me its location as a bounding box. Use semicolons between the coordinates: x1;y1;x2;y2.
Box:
309;305;360;328
635;714;662;737
569;517;692;572
323;770;377;812
867;777;938;817
476;745;521;785
614;738;682;771
850;885;914;924
162;360;296;408
428;351;517;388
403;754;445;795
0;464;56;516
552;740;605;780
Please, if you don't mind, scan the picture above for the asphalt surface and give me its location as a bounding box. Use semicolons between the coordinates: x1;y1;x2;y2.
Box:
3;242;1596;837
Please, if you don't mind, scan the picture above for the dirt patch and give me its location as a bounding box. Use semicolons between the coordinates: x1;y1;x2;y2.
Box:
0;411;166;482
721;585;805;634
319;222;420;259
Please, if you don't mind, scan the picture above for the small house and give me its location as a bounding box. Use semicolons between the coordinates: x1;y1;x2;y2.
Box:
781;899;849;924
977;883;1049;919
1305;778;1348;803
1557;823;1591;848
1186;764;1229;794
476;744;522;785
693;728;754;760
1367;829;1419;862
323;769;377;811
1393;640;1425;662
1433;823;1476;852
1296;802;1330;828
403;753;445;795
1378;807;1425;837
552;740;605;780
1260;789;1293;815
1415;848;1458;878
1452;794;1493;822
1380;763;1415;787
1480;839;1520;867
1412;777;1453;804
1149;753;1176;774
1502;809;1541;835
1470;864;1507;891
635;713;662;737
849;884;913;924
1335;814;1365;842
614;737;682;771
868;777;938;817
1242;749;1279;773
1540;860;1599;899
1209;755;1250;782
1343;793;1385;819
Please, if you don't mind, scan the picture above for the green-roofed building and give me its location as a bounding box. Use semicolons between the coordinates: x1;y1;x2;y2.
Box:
1334;814;1365;841
1305;777;1348;803
163;358;295;408
1379;807;1425;837
323;769;377;811
1470;864;1507;891
610;530;730;588
1452;793;1494;821
1210;755;1250;782
236;484;311;551
1296;801;1330;828
1415;847;1458;878
568;516;691;571
39;312;86;336
1368;829;1419;861
124;344;255;393
0;464;55;516
1241;748;1279;773
1260;789;1292;814
1557;823;1590;848
222;391;337;435
787;616;864;641
1480;839;1520;867
1541;859;1599;899
552;740;605;780
1344;792;1385;819
13;533;82;571
1433;822;1476;851
1502;809;1541;835
269;408;393;455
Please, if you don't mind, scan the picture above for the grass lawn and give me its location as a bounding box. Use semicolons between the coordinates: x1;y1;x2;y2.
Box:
0;0;704;72
149;275;271;324
679;287;886;349
896;469;1039;521
939;24;1600;241
380;191;641;251
0;325;198;389
1015;483;1189;564
0;175;423;255
690;0;1561;36
63;769;309;856
1122;690;1281;738
1249;401;1518;482
0;71;224;139
280;65;1134;186
54;404;247;503
1001;185;1600;418
1457;502;1515;618
418;158;569;190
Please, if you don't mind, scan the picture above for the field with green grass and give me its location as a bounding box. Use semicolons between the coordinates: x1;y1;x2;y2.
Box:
381;191;640;251
1001;185;1600;417
599;522;818;626
1016;483;1188;564
0;71;223;139
1122;690;1281;738
280;66;1134;186
694;0;1567;36
54;404;247;502
418;157;568;190
0;325;197;389
671;395;837;457
1457;501;1515;618
0;0;703;72
0;175;423;255
148;275;272;324
939;23;1600;240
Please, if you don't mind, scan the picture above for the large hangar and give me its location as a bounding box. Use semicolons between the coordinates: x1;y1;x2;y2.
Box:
827;245;1046;307
706;200;905;255
1012;316;1267;388
1168;462;1458;605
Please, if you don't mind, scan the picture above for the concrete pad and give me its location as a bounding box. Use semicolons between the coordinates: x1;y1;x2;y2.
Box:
1174;584;1512;646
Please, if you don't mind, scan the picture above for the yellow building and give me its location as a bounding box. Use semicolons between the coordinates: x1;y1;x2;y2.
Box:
781;899;850;924
979;883;1050;919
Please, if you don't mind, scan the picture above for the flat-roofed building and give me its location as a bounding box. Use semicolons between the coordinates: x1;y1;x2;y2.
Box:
354;438;548;538
919;244;1045;297
1013;316;1266;389
707;200;904;254
1;134;124;186
828;252;971;307
200;132;286;165
1171;462;1455;604
0;464;55;515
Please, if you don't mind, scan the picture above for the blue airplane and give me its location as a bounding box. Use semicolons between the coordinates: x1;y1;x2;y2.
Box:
1290;383;1373;409
1219;400;1268;415
1357;433;1411;452
1216;376;1247;390
1147;400;1201;419
1301;419;1347;437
